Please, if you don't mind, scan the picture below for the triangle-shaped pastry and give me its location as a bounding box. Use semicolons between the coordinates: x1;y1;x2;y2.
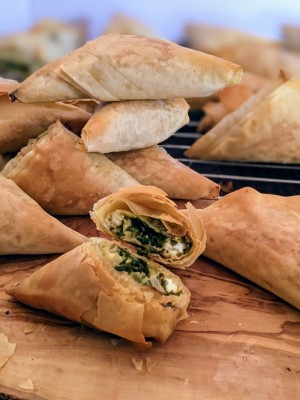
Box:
196;187;300;310
0;173;86;254
2;120;139;215
91;185;206;269
185;23;279;56
107;145;220;199
10;33;242;103
7;237;191;345
80;98;189;153
185;78;300;163
217;41;300;80
0;79;92;153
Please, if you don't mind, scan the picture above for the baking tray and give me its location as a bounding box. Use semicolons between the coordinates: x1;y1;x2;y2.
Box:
161;111;300;196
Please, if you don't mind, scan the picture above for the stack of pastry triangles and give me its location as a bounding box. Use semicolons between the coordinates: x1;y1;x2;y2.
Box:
2;33;243;215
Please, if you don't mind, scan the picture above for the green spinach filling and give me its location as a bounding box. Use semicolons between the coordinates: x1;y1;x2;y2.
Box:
111;246;182;296
106;212;192;261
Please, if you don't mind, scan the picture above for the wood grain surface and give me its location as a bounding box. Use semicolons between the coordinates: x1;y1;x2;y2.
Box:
0;213;300;400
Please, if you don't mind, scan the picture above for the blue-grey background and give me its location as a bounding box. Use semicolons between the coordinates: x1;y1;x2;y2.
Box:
1;0;300;41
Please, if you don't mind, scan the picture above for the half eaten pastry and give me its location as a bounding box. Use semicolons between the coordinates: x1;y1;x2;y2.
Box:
91;185;206;269
7;237;191;345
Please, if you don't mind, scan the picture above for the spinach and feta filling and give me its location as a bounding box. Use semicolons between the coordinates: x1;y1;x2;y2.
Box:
104;211;192;261
101;242;182;296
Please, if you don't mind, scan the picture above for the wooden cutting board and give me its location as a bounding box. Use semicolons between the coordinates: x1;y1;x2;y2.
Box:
0;213;300;400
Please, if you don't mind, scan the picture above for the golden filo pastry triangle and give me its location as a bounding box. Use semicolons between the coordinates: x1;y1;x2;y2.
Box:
185;77;300;163
217;42;300;80
0;79;92;153
0;173;87;254
10;33;243;103
194;187;300;310
91;185;206;269
282;24;300;51
80;98;189;153
2;120;139;215
106;145;220;199
6;237;191;345
184;23;279;56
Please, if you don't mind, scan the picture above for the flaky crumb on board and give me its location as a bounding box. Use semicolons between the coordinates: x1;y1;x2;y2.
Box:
0;332;16;368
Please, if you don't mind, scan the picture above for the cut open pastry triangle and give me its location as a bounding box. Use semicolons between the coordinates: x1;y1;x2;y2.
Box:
91;185;206;269
6;237;191;345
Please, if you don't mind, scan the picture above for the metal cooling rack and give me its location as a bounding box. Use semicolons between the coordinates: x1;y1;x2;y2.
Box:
161;111;300;196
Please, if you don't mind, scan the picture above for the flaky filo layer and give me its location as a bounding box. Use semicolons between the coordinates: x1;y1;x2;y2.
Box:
80;98;189;153
0;80;92;153
10;33;243;103
7;237;191;345
195;187;300;310
2;120;139;215
106;145;220;199
185;77;300;163
91;185;206;269
0;173;86;255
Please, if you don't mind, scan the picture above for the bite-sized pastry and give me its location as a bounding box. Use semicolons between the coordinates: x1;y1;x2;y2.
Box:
0;79;91;153
195;187;300;310
0;173;86;255
218;42;300;80
2;121;139;215
91;186;206;269
184;23;279;55
7;237;191;345
185;24;300;81
0;18;85;81
282;24;300;52
185;77;300;163
10;33;243;103
80;98;189;153
106;145;220;199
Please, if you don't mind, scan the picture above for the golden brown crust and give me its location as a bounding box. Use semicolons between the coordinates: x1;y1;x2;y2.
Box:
7;238;191;344
197;187;300;310
0;173;87;254
106;145;220;199
217;42;300;80
2;121;139;215
11;33;243;103
81;98;189;153
91;185;206;269
185;23;279;55
0;82;91;153
185;77;300;163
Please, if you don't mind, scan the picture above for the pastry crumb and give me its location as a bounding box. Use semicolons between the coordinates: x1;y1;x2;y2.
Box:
0;332;16;368
23;325;34;334
131;357;143;371
19;378;34;390
110;338;123;347
146;357;157;372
